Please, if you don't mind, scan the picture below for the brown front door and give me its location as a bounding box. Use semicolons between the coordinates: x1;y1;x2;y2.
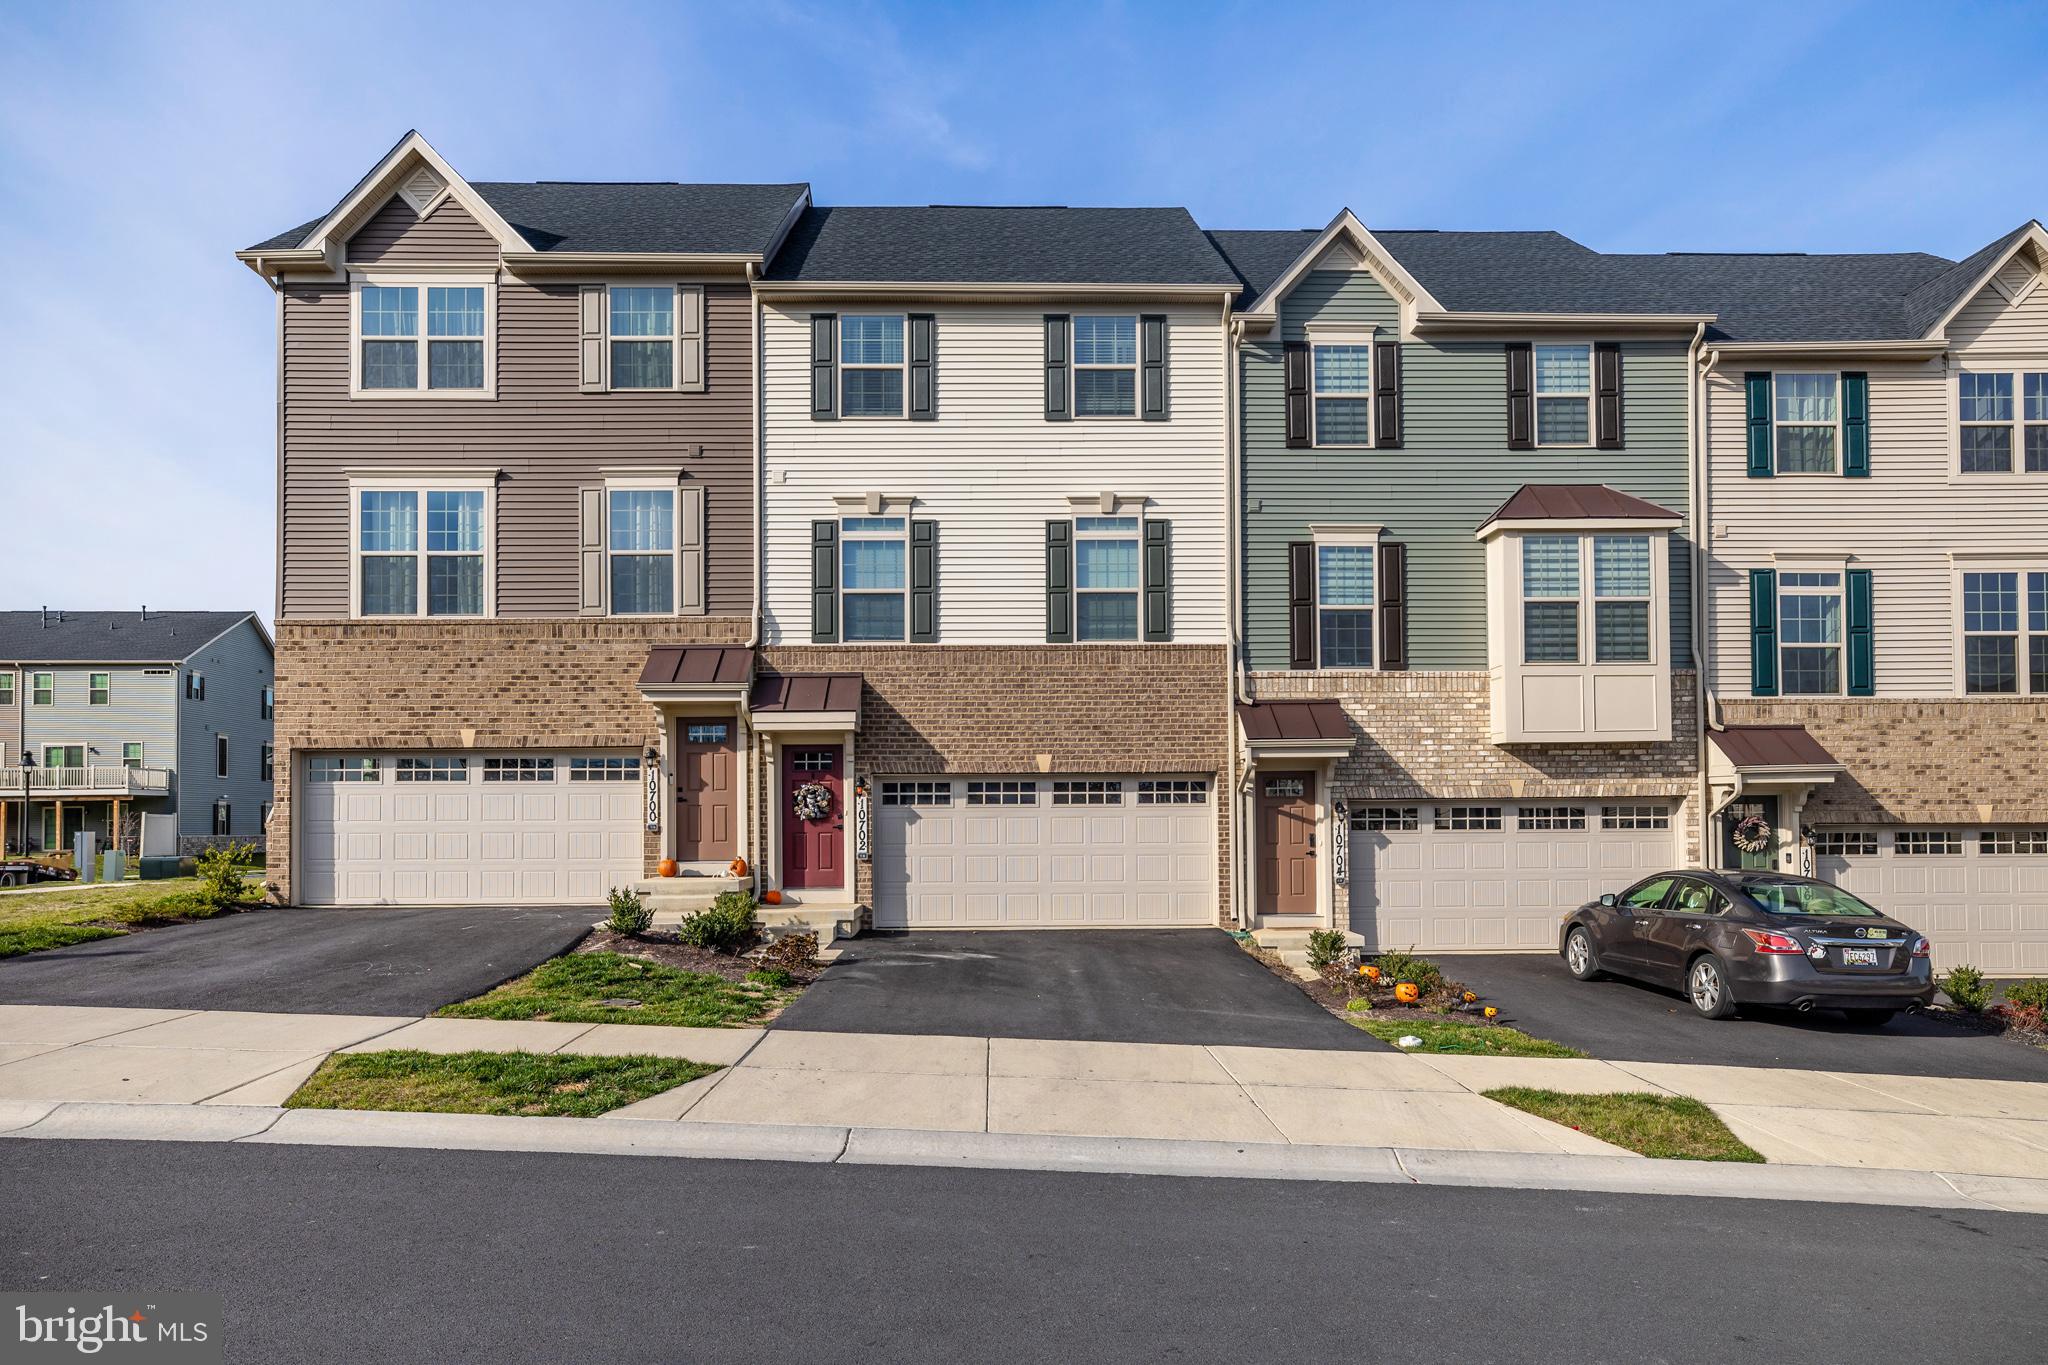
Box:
675;720;737;861
1256;770;1318;917
782;745;844;890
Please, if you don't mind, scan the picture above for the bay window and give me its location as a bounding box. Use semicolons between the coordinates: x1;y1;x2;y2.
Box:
356;282;489;394
1074;515;1140;640
1774;373;1839;473
1521;535;1581;663
1958;369;2048;473
1778;571;1843;695
1534;344;1591;446
840;516;908;640
840;316;906;417
1592;536;1652;663
1072;316;1138;417
355;485;490;617
1961;569;2048;694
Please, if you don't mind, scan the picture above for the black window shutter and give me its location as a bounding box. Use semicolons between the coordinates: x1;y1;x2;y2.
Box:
1287;541;1314;669
1505;342;1533;450
1595;342;1624;449
1140;314;1167;421
1284;342;1310;448
1045;521;1074;642
1143;520;1172;640
1842;371;1869;477
810;314;837;420
1378;541;1408;670
909;519;936;641
1846;568;1874;695
810;520;839;642
1373;339;1402;448
1044;315;1070;421
1745;373;1774;477
1748;568;1778;696
908;314;935;421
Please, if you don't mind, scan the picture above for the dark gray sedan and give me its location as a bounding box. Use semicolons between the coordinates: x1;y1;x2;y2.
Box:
1559;870;1937;1024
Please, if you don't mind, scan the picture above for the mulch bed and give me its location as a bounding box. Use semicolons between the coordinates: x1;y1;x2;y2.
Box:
1238;937;1492;1029
579;929;827;987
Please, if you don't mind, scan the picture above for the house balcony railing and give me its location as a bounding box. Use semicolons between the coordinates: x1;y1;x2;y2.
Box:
11;766;172;797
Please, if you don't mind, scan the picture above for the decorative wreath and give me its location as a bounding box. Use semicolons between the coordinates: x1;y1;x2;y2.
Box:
793;782;834;822
1732;814;1772;854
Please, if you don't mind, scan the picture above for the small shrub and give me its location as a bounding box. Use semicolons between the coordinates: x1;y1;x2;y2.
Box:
2002;979;2048;1012
193;842;258;912
746;966;796;989
1369;949;1447;999
1306;928;1348;970
1943;964;1991;1013
1345;997;1374;1013
758;930;819;975
606;887;652;936
676;891;758;954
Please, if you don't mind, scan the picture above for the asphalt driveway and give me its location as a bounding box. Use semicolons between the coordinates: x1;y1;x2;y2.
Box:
774;929;1387;1050
0;906;594;1016
1451;953;2048;1082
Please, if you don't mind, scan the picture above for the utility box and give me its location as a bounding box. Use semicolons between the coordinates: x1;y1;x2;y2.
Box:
73;831;99;883
140;813;176;858
140;856;183;881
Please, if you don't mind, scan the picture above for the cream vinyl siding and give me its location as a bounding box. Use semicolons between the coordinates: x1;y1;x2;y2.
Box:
1947;252;2048;351
761;304;1228;644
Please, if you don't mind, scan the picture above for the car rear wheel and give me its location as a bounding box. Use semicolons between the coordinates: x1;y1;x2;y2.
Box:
1687;955;1738;1020
1563;926;1602;981
1841;1008;1896;1028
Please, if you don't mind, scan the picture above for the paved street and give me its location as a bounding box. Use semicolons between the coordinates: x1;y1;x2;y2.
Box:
5;1138;2041;1363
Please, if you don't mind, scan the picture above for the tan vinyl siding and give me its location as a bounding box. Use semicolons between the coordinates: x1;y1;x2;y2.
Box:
344;193;499;265
280;281;754;619
760;303;1230;644
1946;250;2048;350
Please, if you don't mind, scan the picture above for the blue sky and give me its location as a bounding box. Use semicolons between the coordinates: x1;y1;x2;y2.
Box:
4;0;2045;621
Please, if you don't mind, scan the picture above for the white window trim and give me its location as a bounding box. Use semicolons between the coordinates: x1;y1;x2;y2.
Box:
1532;341;1595;449
1073;512;1145;642
603;475;684;618
349;274;496;400
0;671;11;707
839;313;908;419
1071;313;1140;420
838;513;910;642
29;672;53;706
1777;565;1846;697
604;283;695;392
1770;370;1842;476
1952;562;2048;697
348;475;498;621
1505;529;1667;670
1310;525;1380;669
1307;326;1375;449
260;743;274;783
40;741;85;772
1517;533;1585;666
216;733;230;780
122;742;145;769
87;672;110;706
1954;364;2048;477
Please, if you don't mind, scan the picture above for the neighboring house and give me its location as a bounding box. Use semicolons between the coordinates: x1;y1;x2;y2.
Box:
0;609;274;857
1209;214;1706;957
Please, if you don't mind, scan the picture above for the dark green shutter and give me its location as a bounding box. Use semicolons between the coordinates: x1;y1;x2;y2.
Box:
1140;314;1167;421
1748;568;1778;696
1745;372;1773;477
908;314;935;421
1284;342;1310;448
1373;339;1402;448
1045;521;1073;642
1142;520;1172;640
810;314;836;420
1846;568;1874;695
1595;342;1624;449
1505;343;1533;449
1841;371;1869;477
909;519;936;641
1288;542;1314;669
1044;315;1070;421
810;520;838;642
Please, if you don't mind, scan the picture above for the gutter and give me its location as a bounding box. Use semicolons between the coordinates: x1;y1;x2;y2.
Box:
1689;327;1722;864
745;260;765;872
1219;293;1251;928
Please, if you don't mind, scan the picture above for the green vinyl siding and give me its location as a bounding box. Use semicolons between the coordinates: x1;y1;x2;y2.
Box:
1243;271;1693;672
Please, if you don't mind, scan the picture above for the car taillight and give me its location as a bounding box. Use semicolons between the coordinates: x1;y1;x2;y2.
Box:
1741;928;1804;955
1912;937;1931;958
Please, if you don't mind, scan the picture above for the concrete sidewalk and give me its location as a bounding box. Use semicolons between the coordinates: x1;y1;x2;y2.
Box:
2;1004;2046;1186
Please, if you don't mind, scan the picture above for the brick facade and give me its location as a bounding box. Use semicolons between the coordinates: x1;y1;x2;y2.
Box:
1722;698;2048;825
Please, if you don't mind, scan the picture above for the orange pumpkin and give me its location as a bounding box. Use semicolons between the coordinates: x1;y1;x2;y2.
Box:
1363;965;1382;981
1394;981;1421;1004
1462;991;1477;1003
761;889;784;905
656;858;679;879
729;856;749;878
1483;1006;1499;1020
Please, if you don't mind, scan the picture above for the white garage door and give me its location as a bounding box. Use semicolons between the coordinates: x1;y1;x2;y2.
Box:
1349;801;1678;952
298;753;645;906
1817;827;2048;975
873;776;1214;928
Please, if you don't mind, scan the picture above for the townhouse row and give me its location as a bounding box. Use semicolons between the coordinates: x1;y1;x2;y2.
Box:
237;133;2048;975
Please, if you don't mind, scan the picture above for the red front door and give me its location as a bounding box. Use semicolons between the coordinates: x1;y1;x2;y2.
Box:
781;745;844;890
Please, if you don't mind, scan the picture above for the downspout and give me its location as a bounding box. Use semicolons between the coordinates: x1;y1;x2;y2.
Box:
744;260;764;873
1691;328;1736;862
1222;299;1253;928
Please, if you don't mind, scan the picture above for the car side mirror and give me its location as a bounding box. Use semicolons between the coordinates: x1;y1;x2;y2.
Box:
1599;893;1618;908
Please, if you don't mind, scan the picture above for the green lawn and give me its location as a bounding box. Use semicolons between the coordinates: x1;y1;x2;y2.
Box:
436;950;790;1028
1483;1087;1765;1162
1354;1016;1587;1058
285;1049;716;1118
0;876;257;958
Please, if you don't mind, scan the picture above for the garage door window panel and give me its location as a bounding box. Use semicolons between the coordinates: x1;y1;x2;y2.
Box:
967;781;1037;806
842;517;908;641
1054;780;1123;806
1443;806;1503;832
307;756;379;783
1354;805;1418;832
882;781;952;806
396;757;468;782
1075;517;1140;641
569;757;640;782
1813;830;1877;856
1518;806;1586;832
483;757;554;783
1895;830;1963;856
1601;804;1670;830
1137;780;1208;805
1981;830;2048;855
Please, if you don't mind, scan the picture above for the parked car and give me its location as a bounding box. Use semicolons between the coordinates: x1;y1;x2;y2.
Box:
1559;870;1936;1024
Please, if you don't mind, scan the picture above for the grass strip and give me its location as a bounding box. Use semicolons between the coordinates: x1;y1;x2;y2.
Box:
0;877;254;959
1483;1087;1765;1162
436;950;787;1029
1354;1016;1587;1058
285;1049;717;1119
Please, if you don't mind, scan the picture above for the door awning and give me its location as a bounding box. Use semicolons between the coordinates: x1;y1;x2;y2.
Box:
1237;700;1355;759
637;646;754;702
1707;725;1844;785
749;672;862;732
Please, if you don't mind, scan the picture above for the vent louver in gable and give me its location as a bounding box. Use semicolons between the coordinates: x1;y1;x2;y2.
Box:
397;164;449;217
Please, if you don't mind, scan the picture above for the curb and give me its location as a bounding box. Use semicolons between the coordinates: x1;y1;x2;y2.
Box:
7;1101;2046;1214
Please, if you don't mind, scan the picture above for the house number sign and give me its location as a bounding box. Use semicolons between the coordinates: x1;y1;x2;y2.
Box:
1330;798;1348;885
645;761;662;833
854;781;872;862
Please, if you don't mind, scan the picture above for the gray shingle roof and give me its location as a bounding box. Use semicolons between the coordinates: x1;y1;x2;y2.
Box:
0;611;262;663
762;206;1240;286
1902;223;2035;337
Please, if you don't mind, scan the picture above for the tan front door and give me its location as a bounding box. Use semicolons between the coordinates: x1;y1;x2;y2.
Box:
675;721;737;861
1257;770;1318;917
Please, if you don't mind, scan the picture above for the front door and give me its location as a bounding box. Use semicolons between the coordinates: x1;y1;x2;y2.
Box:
1256;770;1318;917
782;745;844;890
1722;795;1780;871
675;721;736;861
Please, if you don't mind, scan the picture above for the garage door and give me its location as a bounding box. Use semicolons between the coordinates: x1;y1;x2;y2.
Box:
298;752;645;906
873;776;1214;928
1816;827;2048;975
1349;801;1678;952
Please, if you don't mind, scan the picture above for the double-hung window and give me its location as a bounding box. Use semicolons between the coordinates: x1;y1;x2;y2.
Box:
1958;369;2048;473
122;743;144;769
1073;316;1138;417
1534;344;1591;446
357;487;488;616
0;673;10;706
1316;543;1375;668
840;516;907;641
1074;515;1140;640
1778;571;1843;694
357;283;488;393
608;287;679;389
88;673;110;706
1591;536;1652;663
1312;342;1371;446
1961;570;2048;694
1521;535;1581;663
1774;373;1840;473
840;316;905;417
30;672;52;706
608;488;676;615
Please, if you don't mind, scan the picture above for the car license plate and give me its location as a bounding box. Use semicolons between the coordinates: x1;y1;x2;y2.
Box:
1841;946;1880;967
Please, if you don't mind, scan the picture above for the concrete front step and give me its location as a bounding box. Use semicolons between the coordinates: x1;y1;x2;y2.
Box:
1251;925;1361;979
632;875;751;915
